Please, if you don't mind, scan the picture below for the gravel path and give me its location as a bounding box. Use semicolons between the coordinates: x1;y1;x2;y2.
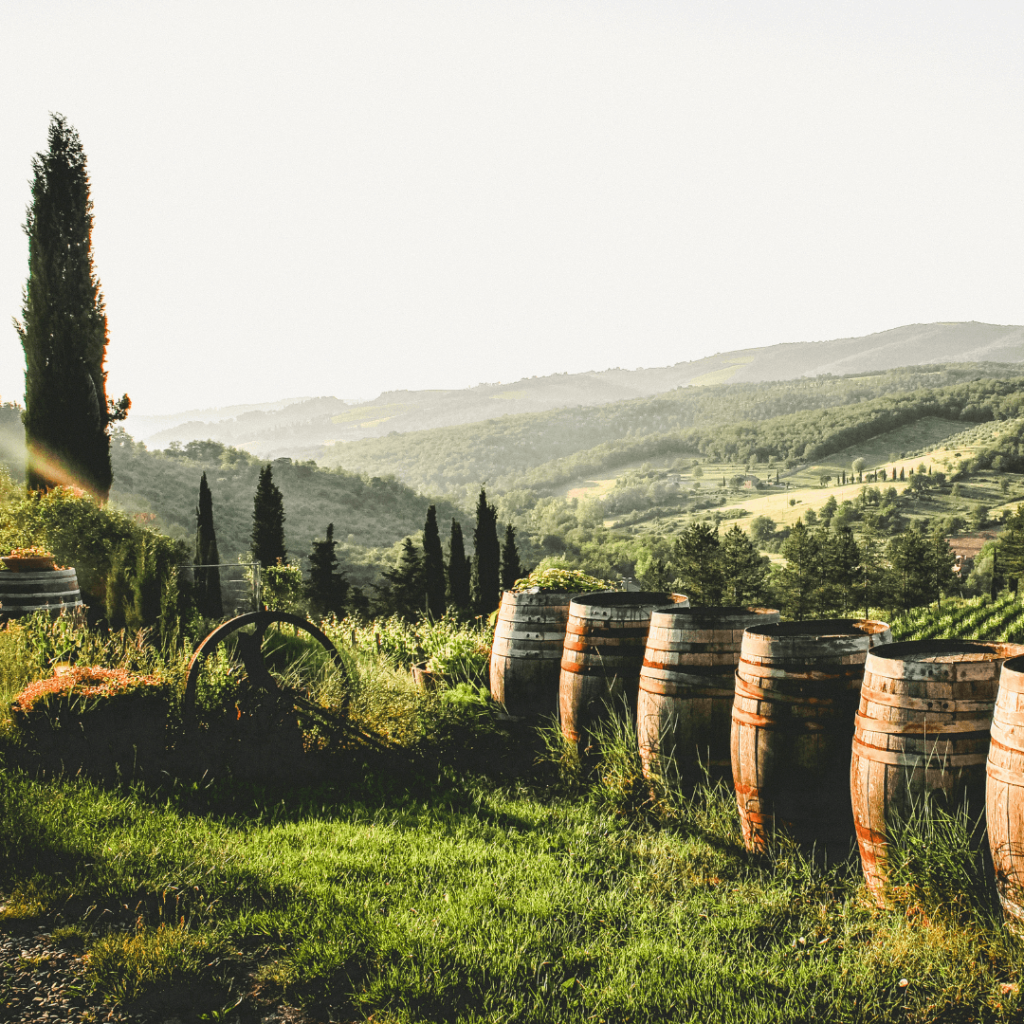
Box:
0;924;141;1023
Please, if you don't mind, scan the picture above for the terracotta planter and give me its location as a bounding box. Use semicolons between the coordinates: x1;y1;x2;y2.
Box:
2;555;55;572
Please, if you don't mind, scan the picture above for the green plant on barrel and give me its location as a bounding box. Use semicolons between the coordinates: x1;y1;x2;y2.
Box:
10;665;170;771
511;566;617;593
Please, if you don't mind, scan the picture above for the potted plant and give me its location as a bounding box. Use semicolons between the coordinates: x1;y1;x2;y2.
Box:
2;545;56;572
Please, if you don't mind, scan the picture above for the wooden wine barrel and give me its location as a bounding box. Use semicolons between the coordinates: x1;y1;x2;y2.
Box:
637;605;780;786
988;655;1024;928
559;591;688;749
732;618;891;856
852;639;1024;898
490;590;588;718
0;569;84;622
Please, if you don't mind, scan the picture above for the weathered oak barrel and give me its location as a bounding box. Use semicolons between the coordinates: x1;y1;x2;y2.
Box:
490;590;592;717
988;655;1024;928
732;618;891;856
559;591;688;749
637;605;780;786
0;569;84;622
852;639;1024;898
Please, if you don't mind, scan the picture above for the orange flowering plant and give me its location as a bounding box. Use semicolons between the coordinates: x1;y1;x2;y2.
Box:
10;665;170;730
6;545;55;559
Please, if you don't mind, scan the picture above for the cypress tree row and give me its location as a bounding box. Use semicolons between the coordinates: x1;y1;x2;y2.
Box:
15;114;129;499
194;472;223;618
471;488;501;615
500;523;523;591
446;519;472;613
422;505;447;619
251;465;287;568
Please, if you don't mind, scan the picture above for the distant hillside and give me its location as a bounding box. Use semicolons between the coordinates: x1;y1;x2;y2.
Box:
318;363;1024;495
143;322;1024;456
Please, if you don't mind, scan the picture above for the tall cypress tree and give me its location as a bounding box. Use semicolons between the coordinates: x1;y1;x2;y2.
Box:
15;114;129;499
471;488;501;615
381;538;425;621
500;523;523;591
251;464;287;568
422;505;447;619
194;472;223;617
447;519;472;612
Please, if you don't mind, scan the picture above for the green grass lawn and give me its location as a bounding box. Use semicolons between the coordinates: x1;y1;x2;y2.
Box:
4;614;1024;1022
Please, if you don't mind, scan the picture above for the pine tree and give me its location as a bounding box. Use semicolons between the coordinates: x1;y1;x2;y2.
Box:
720;525;768;606
775;521;819;619
446;519;472;612
251;465;286;568
471;488;501;615
885;524;933;613
672;522;723;605
422;505;447;619
15;114;129;499
307;523;348;619
194;472;223;617
819;526;861;614
500;523;524;591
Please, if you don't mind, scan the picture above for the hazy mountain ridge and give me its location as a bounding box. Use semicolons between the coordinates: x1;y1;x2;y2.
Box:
141;322;1024;457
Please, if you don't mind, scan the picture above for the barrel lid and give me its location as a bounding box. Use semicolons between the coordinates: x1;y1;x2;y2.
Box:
650;605;780;627
570;591;683;610
744;618;889;641
868;639;1024;665
1003;654;1024;678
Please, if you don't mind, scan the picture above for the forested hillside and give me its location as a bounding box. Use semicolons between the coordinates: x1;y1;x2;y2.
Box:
320;364;1024;495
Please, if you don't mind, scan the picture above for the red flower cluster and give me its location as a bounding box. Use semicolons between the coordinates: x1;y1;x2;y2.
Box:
11;666;165;716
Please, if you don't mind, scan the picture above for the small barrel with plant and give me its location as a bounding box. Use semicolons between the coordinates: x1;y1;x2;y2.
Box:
0;547;83;622
559;590;689;751
637;605;780;787
490;567;617;718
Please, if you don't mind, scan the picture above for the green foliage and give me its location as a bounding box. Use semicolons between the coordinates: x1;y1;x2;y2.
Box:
260;560;305;614
500;522;523;591
15;114;128;499
251;464;286;568
511;565;616;593
720;525;769;606
673;523;724;606
378;537;425;621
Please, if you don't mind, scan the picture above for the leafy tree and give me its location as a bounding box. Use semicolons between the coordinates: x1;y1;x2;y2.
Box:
720;525;769;606
422;505;447;618
927;524;957;606
307;523;348;618
672;522;723;605
251;465;286;568
500;522;524;591
446;519;472;612
194;472;223;618
471;488;501;615
15;114;129;499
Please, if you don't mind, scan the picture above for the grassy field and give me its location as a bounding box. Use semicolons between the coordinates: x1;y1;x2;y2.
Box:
3;608;1024;1022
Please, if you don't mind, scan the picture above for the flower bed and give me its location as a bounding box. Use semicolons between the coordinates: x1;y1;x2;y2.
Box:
11;665;170;775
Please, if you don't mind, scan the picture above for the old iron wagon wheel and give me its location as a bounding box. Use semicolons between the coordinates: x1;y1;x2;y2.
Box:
182;611;349;735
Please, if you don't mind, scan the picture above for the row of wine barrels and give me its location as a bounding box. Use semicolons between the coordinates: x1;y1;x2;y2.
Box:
0;569;84;622
732;619;892;857
490;590;597;718
851;640;1024;897
559;592;687;749
637;605;780;785
987;655;1024;926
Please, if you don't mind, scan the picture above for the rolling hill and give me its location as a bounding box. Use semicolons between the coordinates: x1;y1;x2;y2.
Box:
142;322;1024;457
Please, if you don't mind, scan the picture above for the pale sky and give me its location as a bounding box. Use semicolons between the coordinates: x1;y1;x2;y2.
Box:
1;1;1022;416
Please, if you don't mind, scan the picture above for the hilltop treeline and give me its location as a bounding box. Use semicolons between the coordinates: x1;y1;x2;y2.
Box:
321;363;1024;494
